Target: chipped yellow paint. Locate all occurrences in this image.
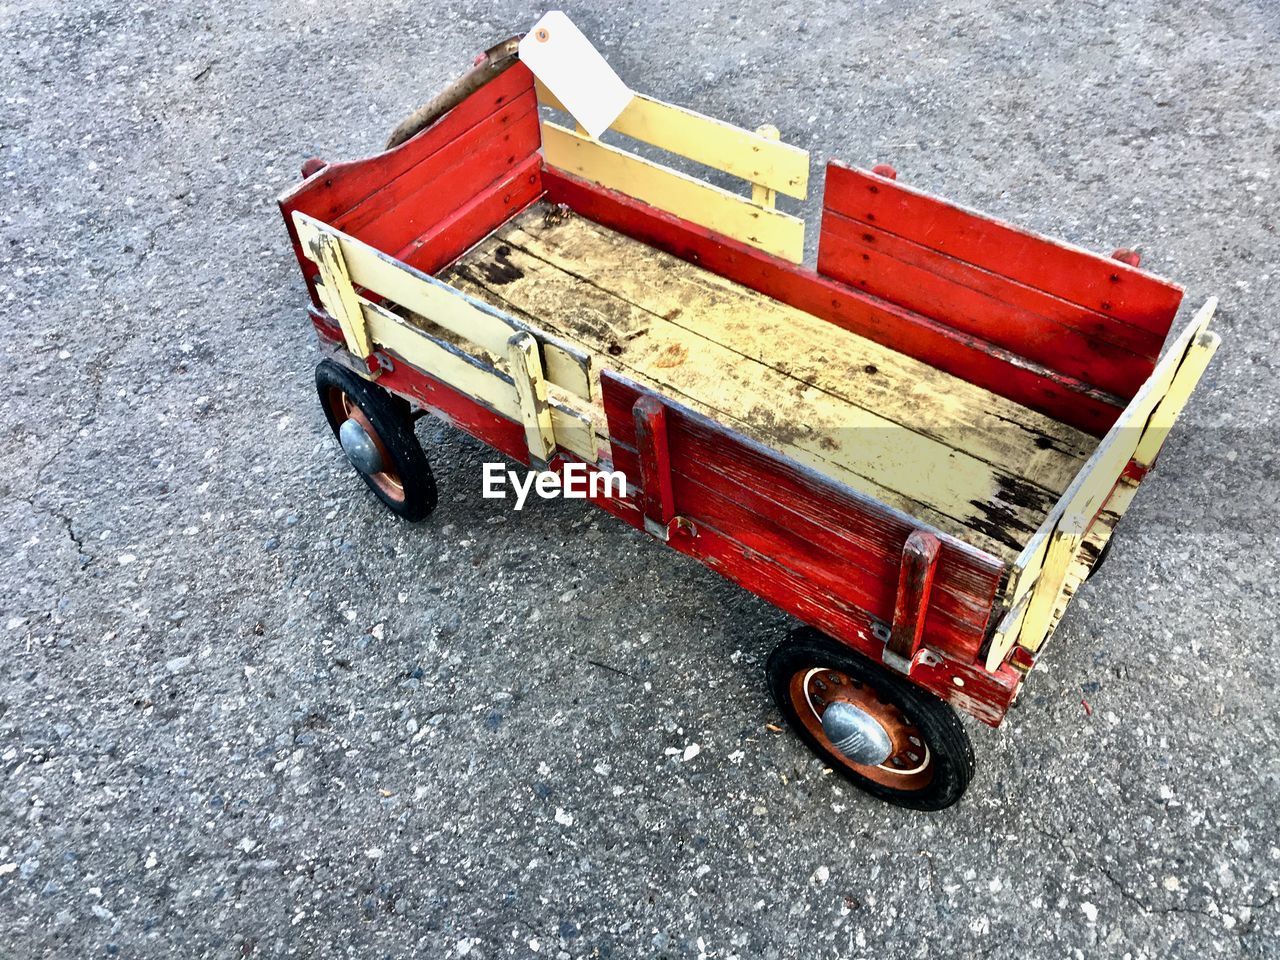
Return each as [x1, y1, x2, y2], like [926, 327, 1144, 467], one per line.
[1004, 298, 1219, 605]
[1133, 330, 1221, 468]
[1018, 512, 1088, 649]
[311, 232, 371, 359]
[535, 81, 809, 199]
[507, 331, 557, 464]
[751, 124, 781, 208]
[539, 121, 805, 263]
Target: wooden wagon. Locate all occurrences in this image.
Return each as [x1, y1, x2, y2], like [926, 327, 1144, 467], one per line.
[278, 32, 1219, 809]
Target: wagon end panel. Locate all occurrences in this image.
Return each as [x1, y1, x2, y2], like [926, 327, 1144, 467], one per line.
[599, 371, 1021, 725]
[278, 62, 545, 309]
[818, 162, 1186, 429]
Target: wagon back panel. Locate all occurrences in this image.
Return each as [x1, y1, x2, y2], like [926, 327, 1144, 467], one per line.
[818, 162, 1186, 416]
[279, 63, 543, 307]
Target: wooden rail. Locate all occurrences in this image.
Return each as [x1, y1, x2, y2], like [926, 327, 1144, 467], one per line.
[535, 81, 808, 262]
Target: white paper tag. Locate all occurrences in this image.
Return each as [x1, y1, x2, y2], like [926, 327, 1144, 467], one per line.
[518, 11, 633, 140]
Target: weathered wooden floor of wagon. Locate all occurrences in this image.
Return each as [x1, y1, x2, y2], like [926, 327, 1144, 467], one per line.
[441, 203, 1096, 561]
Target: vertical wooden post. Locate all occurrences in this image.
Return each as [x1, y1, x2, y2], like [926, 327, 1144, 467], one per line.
[1018, 513, 1088, 651]
[506, 331, 556, 466]
[1132, 330, 1221, 469]
[752, 124, 780, 208]
[311, 233, 373, 361]
[632, 396, 676, 539]
[883, 531, 940, 672]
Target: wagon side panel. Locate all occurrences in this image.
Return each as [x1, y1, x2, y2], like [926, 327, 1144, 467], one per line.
[600, 371, 1019, 723]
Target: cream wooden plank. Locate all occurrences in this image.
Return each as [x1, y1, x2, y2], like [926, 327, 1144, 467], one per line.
[536, 81, 809, 199]
[540, 122, 805, 263]
[342, 295, 597, 463]
[983, 483, 1134, 672]
[1004, 298, 1218, 604]
[507, 331, 557, 464]
[502, 209, 1094, 494]
[311, 233, 371, 358]
[751, 124, 781, 208]
[1133, 330, 1221, 468]
[985, 589, 1031, 673]
[295, 212, 593, 401]
[1018, 512, 1087, 649]
[448, 236, 1059, 560]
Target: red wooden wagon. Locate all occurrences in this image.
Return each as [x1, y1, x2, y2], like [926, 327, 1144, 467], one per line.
[278, 30, 1219, 809]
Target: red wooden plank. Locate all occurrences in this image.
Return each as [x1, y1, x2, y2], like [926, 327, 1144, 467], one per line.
[336, 94, 539, 238]
[544, 167, 1125, 436]
[280, 64, 537, 228]
[339, 105, 541, 257]
[397, 155, 544, 275]
[887, 531, 940, 664]
[605, 421, 997, 629]
[821, 211, 1165, 360]
[610, 441, 991, 657]
[601, 372, 1003, 594]
[632, 397, 676, 533]
[822, 162, 1184, 337]
[819, 210, 1159, 397]
[601, 372, 1004, 661]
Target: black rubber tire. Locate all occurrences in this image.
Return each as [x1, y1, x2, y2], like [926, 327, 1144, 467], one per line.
[1086, 536, 1114, 581]
[314, 360, 438, 521]
[766, 627, 975, 811]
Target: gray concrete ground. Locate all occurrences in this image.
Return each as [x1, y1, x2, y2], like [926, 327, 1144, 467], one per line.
[2, 1, 1278, 957]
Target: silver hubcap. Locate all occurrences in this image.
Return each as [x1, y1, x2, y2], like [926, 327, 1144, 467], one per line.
[339, 418, 384, 475]
[820, 700, 893, 766]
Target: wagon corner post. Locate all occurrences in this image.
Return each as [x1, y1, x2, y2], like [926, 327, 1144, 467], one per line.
[883, 530, 941, 673]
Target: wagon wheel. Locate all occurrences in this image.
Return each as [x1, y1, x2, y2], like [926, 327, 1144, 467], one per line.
[767, 628, 975, 810]
[314, 360, 438, 521]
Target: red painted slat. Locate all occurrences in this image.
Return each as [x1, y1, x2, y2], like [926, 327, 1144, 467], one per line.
[281, 64, 537, 227]
[633, 397, 676, 530]
[341, 106, 541, 257]
[822, 162, 1184, 337]
[279, 65, 539, 308]
[888, 532, 940, 662]
[544, 167, 1125, 436]
[819, 210, 1160, 397]
[397, 156, 543, 275]
[821, 211, 1165, 359]
[336, 95, 539, 238]
[610, 441, 991, 657]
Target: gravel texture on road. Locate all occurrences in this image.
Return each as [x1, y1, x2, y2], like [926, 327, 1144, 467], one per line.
[2, 1, 1278, 957]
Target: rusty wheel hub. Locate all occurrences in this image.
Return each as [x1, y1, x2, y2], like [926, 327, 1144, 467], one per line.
[790, 667, 935, 789]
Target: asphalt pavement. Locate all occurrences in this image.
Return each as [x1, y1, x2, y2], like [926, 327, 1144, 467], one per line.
[2, 1, 1277, 957]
